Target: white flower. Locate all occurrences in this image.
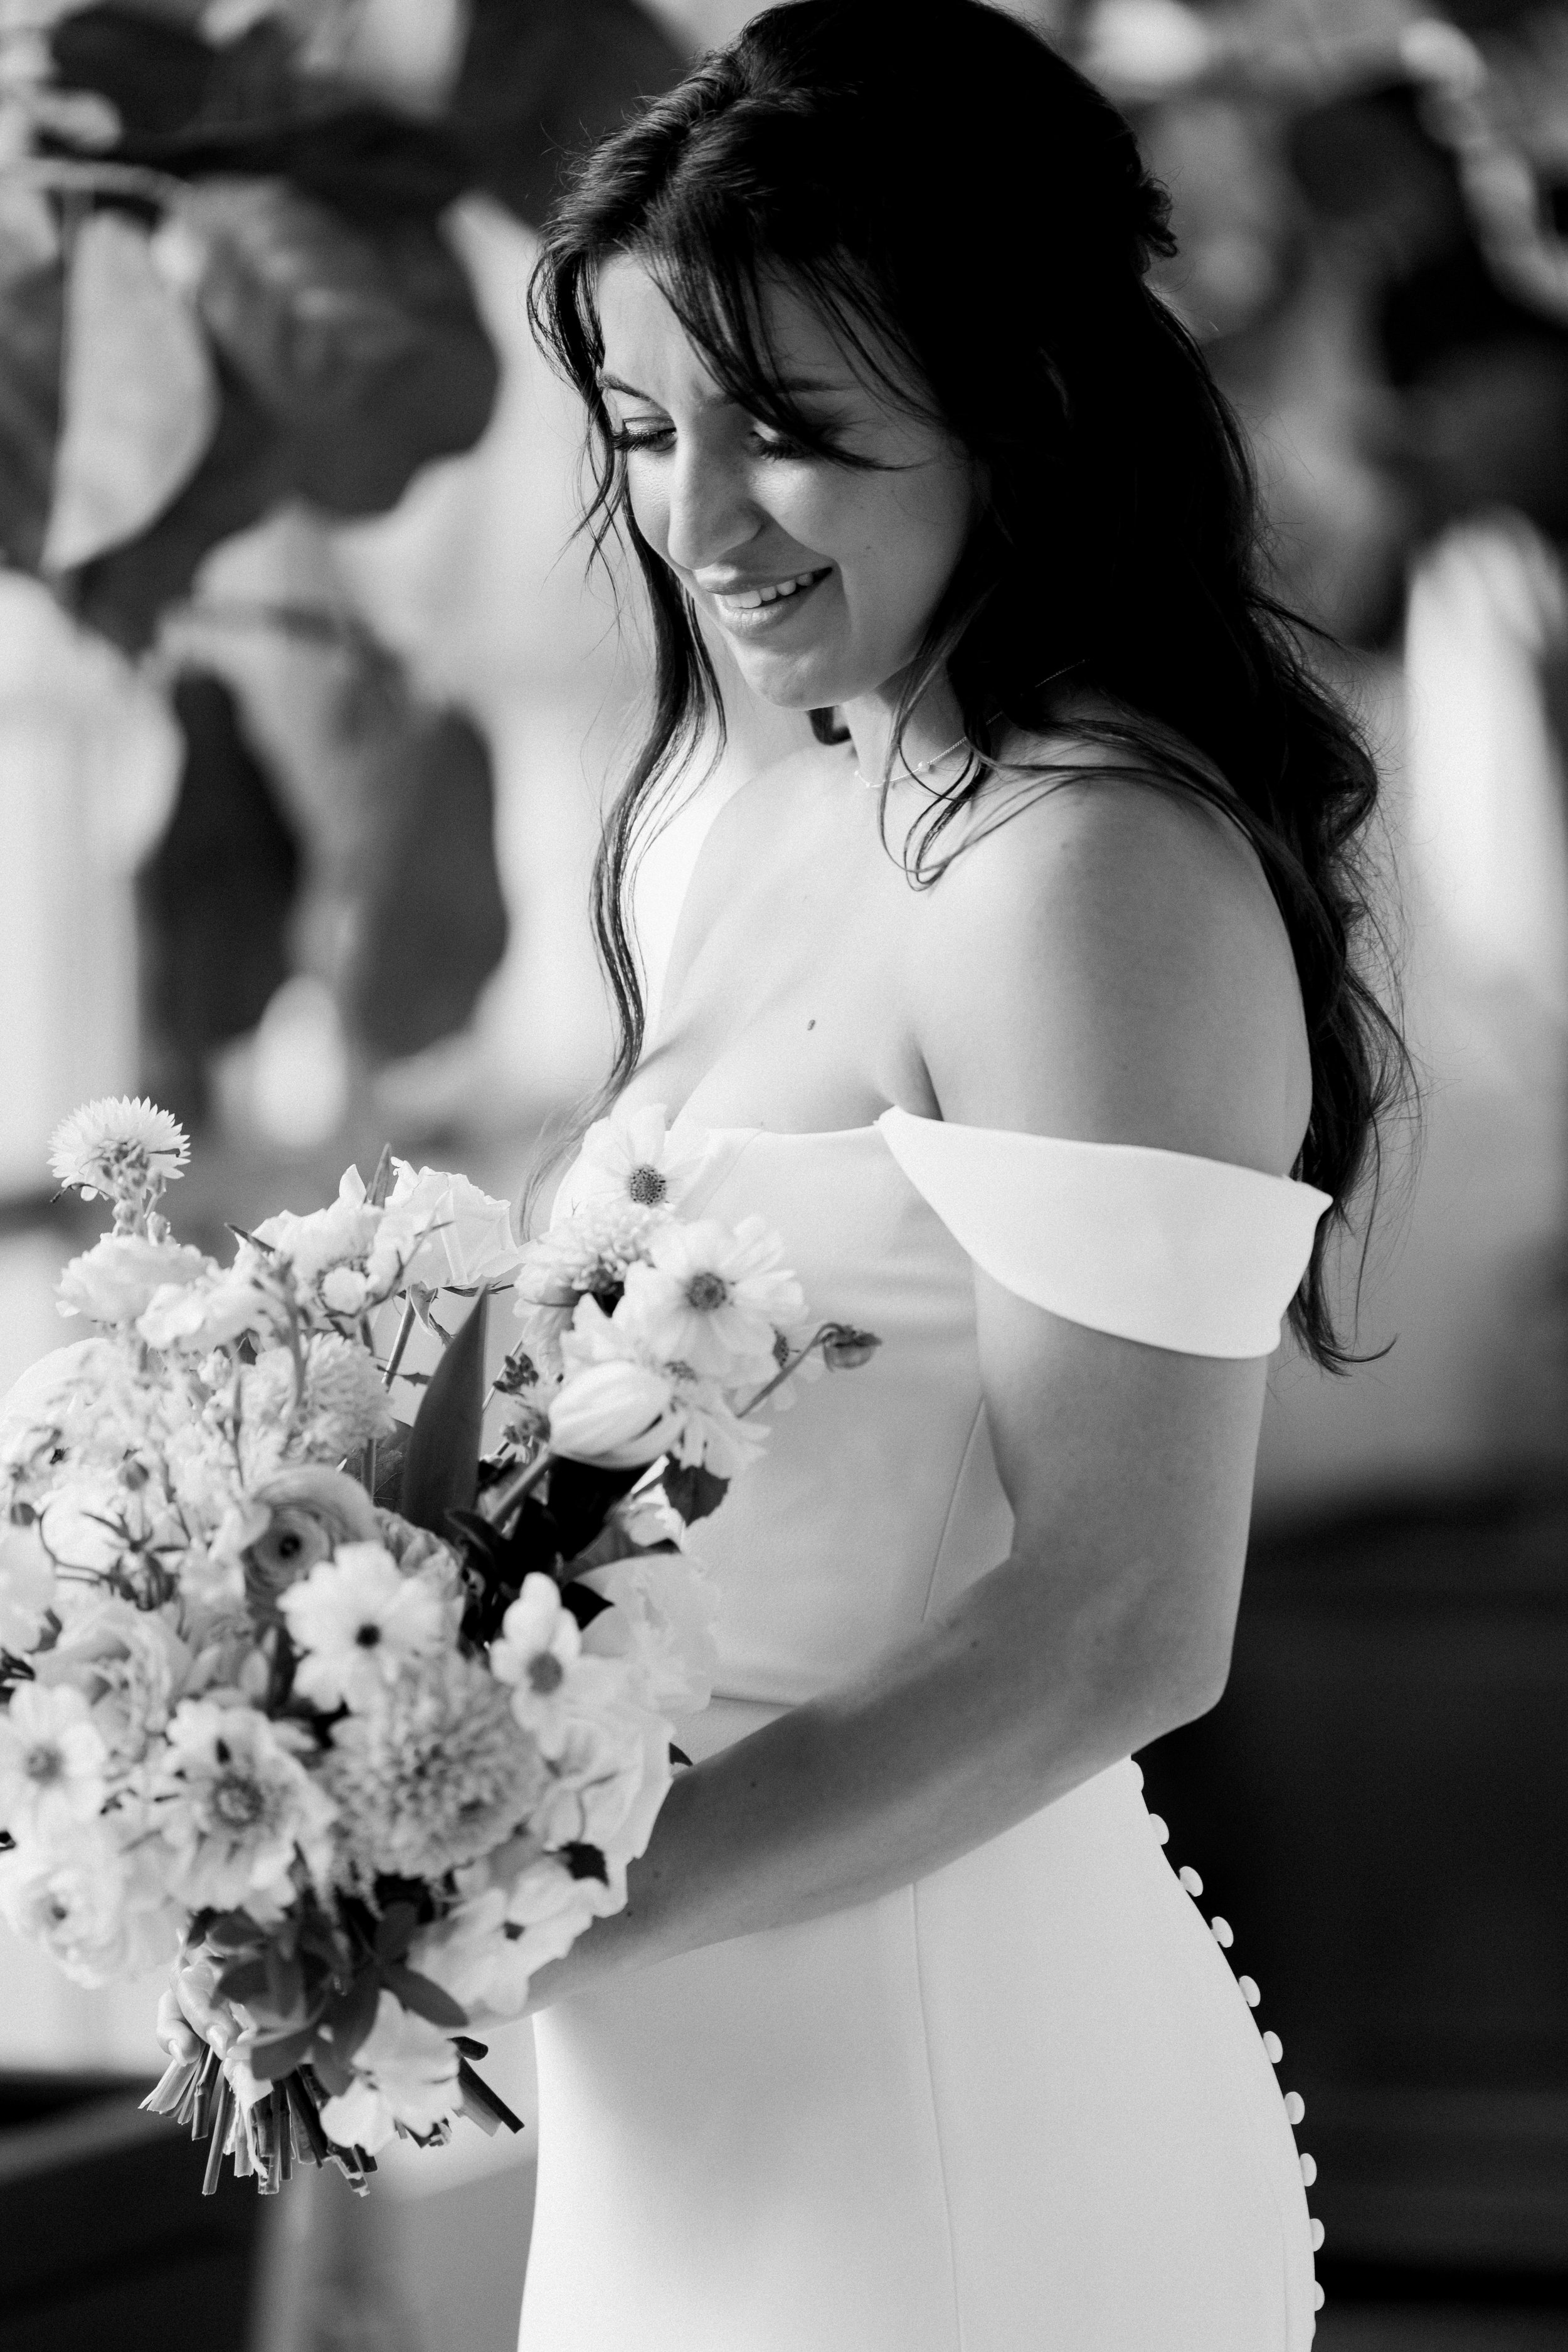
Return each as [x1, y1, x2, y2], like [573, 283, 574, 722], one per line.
[139, 1254, 278, 1352]
[0, 1520, 56, 1653]
[409, 1884, 544, 2021]
[252, 1175, 383, 1296]
[489, 1574, 615, 1753]
[240, 1466, 381, 1606]
[533, 1698, 669, 1856]
[156, 1698, 336, 1917]
[549, 1356, 683, 1468]
[322, 1654, 545, 1885]
[280, 1543, 447, 1712]
[0, 1682, 108, 1841]
[48, 1097, 189, 1203]
[580, 1552, 721, 1718]
[619, 1215, 804, 1379]
[29, 1597, 191, 1767]
[380, 1163, 523, 1292]
[574, 1103, 709, 1214]
[317, 1992, 460, 2155]
[297, 1335, 396, 1463]
[0, 1822, 178, 1987]
[57, 1235, 211, 1325]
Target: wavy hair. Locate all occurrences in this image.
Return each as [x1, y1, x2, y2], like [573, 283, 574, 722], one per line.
[527, 0, 1412, 1370]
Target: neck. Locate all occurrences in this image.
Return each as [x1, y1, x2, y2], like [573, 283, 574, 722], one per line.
[841, 669, 968, 790]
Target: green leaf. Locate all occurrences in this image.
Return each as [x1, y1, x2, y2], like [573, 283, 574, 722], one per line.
[43, 210, 218, 573]
[400, 1290, 487, 1537]
[661, 1459, 729, 1526]
[450, 0, 684, 226]
[68, 372, 292, 654]
[215, 1954, 270, 2005]
[372, 1902, 419, 1964]
[248, 2025, 318, 2082]
[381, 1961, 468, 2032]
[172, 178, 497, 514]
[321, 1961, 379, 2063]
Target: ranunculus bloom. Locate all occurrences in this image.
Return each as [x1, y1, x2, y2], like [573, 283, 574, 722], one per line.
[0, 1682, 108, 1841]
[242, 1466, 381, 1606]
[0, 1822, 177, 1986]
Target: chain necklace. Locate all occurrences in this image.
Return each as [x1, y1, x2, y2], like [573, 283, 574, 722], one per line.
[852, 729, 972, 792]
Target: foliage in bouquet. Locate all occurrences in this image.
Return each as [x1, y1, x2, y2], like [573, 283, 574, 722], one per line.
[0, 1095, 877, 2196]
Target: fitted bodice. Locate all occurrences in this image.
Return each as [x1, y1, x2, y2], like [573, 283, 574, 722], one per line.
[550, 1110, 1330, 1727]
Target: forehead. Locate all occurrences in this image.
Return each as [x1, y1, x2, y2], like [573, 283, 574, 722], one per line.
[595, 252, 878, 408]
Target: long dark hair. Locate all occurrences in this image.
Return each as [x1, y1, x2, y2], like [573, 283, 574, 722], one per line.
[528, 0, 1412, 1370]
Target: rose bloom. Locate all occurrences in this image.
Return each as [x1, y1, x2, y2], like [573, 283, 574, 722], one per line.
[379, 1163, 523, 1292]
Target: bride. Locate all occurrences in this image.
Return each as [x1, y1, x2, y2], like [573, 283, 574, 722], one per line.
[512, 4, 1404, 2345]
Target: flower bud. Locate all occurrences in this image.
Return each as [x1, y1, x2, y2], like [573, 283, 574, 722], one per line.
[820, 1324, 882, 1372]
[548, 1360, 679, 1467]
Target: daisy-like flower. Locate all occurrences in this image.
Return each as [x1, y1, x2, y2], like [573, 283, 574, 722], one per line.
[278, 1543, 447, 1713]
[619, 1215, 805, 1380]
[156, 1698, 336, 1918]
[317, 1991, 461, 2156]
[48, 1097, 189, 1206]
[574, 1102, 709, 1214]
[0, 1683, 109, 1842]
[491, 1571, 588, 1759]
[322, 1652, 546, 1885]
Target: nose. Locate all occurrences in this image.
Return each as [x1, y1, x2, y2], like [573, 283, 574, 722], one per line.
[662, 442, 761, 575]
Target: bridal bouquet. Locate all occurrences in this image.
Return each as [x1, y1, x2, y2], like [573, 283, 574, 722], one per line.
[0, 1096, 876, 2196]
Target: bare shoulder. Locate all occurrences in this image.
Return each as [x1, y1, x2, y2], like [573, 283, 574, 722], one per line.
[908, 756, 1313, 1177]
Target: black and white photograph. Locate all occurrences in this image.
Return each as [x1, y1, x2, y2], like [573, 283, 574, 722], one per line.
[0, 1, 1563, 2348]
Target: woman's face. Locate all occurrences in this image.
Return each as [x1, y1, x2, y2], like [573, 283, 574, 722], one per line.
[595, 255, 978, 711]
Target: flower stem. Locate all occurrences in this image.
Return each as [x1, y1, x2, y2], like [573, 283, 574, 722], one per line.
[478, 1450, 553, 1529]
[381, 1300, 418, 1391]
[738, 1325, 834, 1417]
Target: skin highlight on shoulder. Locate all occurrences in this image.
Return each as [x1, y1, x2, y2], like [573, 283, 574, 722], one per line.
[907, 767, 1314, 1179]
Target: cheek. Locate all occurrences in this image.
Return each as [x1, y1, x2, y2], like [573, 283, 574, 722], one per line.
[623, 461, 670, 557]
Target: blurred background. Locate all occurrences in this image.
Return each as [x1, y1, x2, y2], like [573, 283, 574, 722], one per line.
[0, 0, 1564, 2346]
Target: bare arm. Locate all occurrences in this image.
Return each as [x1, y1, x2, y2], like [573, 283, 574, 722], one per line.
[524, 780, 1313, 2008]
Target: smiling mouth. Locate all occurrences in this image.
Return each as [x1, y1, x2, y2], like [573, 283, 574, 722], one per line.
[707, 566, 833, 620]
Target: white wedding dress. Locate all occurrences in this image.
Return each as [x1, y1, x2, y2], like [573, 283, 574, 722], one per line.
[517, 1104, 1330, 2351]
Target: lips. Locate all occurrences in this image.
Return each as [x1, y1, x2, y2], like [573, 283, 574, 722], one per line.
[704, 566, 834, 633]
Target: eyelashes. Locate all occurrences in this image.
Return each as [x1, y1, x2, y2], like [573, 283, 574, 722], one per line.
[606, 424, 833, 463]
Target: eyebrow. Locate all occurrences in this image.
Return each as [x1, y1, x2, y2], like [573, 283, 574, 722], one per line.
[595, 371, 858, 403]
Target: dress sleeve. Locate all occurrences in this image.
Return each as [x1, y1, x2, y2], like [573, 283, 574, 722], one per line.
[877, 1106, 1332, 1360]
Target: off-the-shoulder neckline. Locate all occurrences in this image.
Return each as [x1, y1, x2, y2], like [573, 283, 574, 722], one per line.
[664, 1103, 1327, 1200]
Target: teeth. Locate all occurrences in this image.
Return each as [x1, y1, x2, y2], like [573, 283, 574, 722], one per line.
[719, 570, 824, 611]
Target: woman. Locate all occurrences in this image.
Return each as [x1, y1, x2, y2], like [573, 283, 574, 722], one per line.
[514, 5, 1405, 2346]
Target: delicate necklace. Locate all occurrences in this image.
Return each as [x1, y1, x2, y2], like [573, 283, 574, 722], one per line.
[853, 729, 971, 792]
